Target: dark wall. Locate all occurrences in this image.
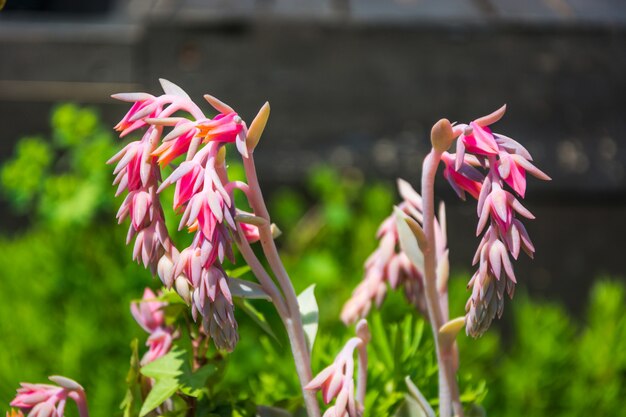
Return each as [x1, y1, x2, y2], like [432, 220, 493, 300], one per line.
[0, 6, 625, 310]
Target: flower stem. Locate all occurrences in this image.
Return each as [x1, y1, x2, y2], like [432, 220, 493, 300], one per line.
[421, 150, 464, 417]
[242, 154, 321, 417]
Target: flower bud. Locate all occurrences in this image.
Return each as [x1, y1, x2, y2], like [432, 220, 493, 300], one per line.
[430, 118, 457, 153]
[175, 275, 192, 305]
[157, 254, 176, 288]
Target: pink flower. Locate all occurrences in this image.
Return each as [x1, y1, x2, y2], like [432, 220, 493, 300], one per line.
[456, 123, 499, 156]
[131, 288, 177, 364]
[152, 121, 198, 166]
[196, 112, 246, 155]
[306, 323, 370, 417]
[159, 160, 205, 209]
[11, 377, 89, 417]
[342, 180, 447, 324]
[113, 93, 159, 137]
[447, 106, 550, 337]
[190, 266, 238, 352]
[441, 152, 483, 200]
[130, 288, 165, 333]
[143, 329, 174, 365]
[240, 222, 260, 243]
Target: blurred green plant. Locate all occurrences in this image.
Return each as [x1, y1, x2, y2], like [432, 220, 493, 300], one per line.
[1, 104, 625, 417]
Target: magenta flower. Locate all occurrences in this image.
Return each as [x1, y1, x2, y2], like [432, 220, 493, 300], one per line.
[441, 152, 483, 200]
[113, 93, 159, 137]
[11, 377, 89, 417]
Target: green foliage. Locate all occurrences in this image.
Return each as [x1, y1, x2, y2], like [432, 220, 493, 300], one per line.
[0, 105, 150, 417]
[1, 103, 116, 226]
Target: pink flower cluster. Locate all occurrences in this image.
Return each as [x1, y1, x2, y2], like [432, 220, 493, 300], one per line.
[306, 321, 370, 417]
[10, 376, 88, 417]
[131, 288, 177, 364]
[111, 80, 258, 351]
[341, 180, 446, 324]
[443, 106, 550, 337]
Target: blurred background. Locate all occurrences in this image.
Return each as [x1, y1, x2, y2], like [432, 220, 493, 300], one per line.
[0, 1, 625, 416]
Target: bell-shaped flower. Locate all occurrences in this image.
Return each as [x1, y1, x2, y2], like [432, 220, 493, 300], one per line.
[130, 288, 166, 334]
[112, 93, 159, 137]
[441, 152, 483, 200]
[190, 266, 238, 352]
[152, 121, 198, 166]
[142, 329, 174, 365]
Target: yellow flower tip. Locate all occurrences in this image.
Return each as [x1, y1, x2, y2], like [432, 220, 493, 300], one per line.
[439, 316, 466, 348]
[431, 118, 457, 153]
[246, 101, 271, 152]
[216, 146, 227, 164]
[475, 104, 507, 127]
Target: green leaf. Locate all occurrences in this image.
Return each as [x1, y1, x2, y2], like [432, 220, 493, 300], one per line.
[227, 265, 252, 278]
[228, 277, 271, 300]
[140, 348, 186, 379]
[178, 364, 216, 397]
[297, 284, 319, 352]
[256, 405, 293, 417]
[120, 339, 141, 417]
[139, 377, 179, 417]
[235, 299, 280, 343]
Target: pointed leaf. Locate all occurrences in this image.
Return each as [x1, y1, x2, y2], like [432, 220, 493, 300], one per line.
[297, 284, 319, 352]
[139, 378, 179, 417]
[235, 299, 280, 343]
[178, 364, 217, 397]
[228, 277, 271, 300]
[140, 348, 185, 379]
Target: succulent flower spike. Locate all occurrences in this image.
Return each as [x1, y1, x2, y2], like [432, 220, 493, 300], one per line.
[441, 106, 550, 337]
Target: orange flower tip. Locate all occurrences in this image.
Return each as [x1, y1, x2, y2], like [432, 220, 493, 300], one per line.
[431, 118, 456, 152]
[475, 104, 507, 127]
[246, 102, 271, 152]
[204, 94, 235, 114]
